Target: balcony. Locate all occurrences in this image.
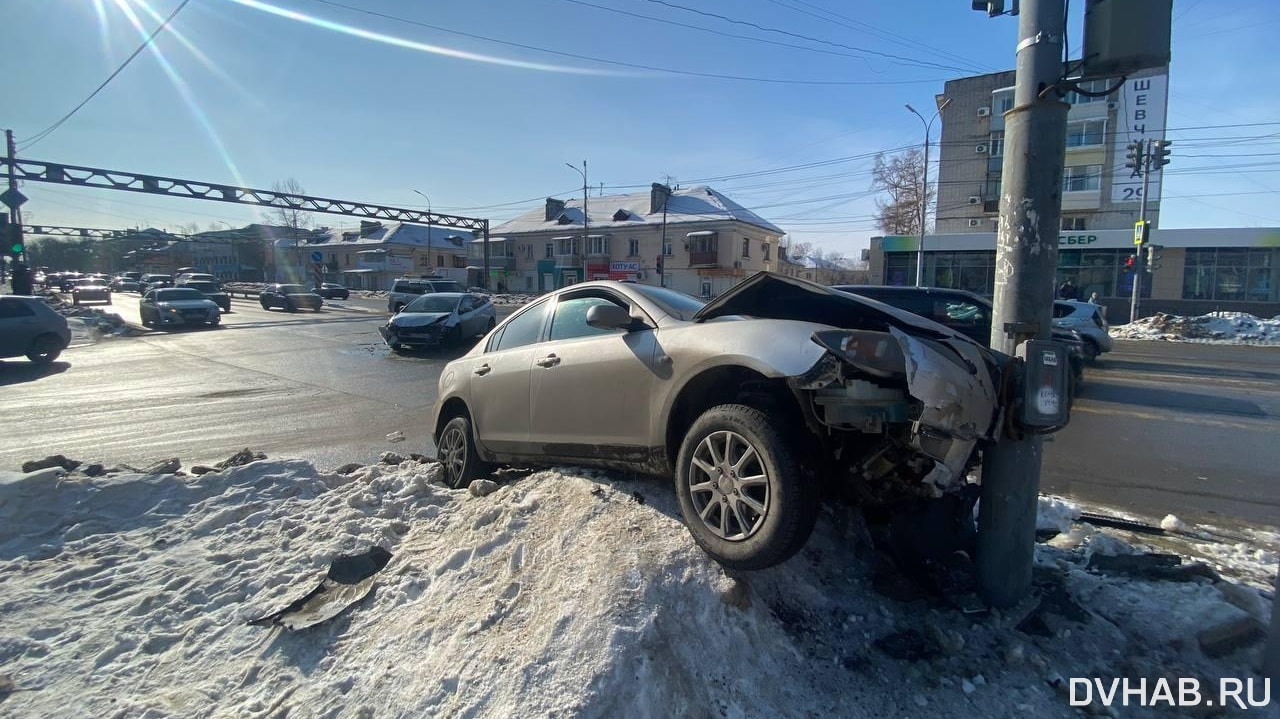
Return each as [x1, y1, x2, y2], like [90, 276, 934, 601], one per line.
[689, 250, 718, 267]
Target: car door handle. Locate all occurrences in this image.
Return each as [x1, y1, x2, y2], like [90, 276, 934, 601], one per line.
[473, 363, 491, 376]
[656, 354, 673, 366]
[535, 354, 560, 368]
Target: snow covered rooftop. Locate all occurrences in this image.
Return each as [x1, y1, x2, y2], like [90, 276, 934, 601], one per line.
[275, 222, 473, 249]
[792, 255, 845, 270]
[492, 185, 786, 236]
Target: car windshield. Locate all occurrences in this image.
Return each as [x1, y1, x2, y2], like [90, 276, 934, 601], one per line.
[184, 282, 219, 292]
[76, 279, 107, 287]
[628, 284, 707, 320]
[404, 295, 460, 313]
[279, 285, 306, 294]
[155, 289, 205, 302]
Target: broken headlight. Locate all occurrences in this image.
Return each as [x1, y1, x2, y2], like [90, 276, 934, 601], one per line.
[811, 330, 907, 379]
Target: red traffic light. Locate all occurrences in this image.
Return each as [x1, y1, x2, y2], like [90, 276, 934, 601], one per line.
[1124, 255, 1136, 270]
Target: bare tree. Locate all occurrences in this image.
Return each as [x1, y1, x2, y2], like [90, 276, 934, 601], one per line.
[870, 149, 932, 236]
[262, 178, 313, 239]
[787, 240, 815, 261]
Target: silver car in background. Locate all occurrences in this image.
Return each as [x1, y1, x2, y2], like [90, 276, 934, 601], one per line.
[431, 273, 1002, 570]
[380, 292, 497, 351]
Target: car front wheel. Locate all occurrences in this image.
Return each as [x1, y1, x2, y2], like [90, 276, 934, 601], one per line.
[436, 414, 490, 489]
[674, 404, 819, 571]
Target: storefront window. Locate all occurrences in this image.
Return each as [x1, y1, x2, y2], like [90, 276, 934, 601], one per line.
[885, 252, 918, 287]
[1058, 248, 1147, 299]
[1184, 248, 1278, 302]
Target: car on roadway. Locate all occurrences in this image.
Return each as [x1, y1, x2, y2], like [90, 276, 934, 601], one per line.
[387, 277, 465, 313]
[139, 287, 222, 328]
[139, 274, 173, 293]
[1053, 300, 1113, 361]
[311, 282, 350, 300]
[431, 273, 1007, 570]
[70, 278, 113, 306]
[58, 273, 85, 292]
[111, 275, 140, 292]
[259, 284, 323, 312]
[830, 285, 1086, 389]
[0, 295, 71, 364]
[176, 272, 220, 286]
[179, 280, 232, 312]
[379, 292, 496, 351]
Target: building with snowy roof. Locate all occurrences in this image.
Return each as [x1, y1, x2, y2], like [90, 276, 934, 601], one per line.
[490, 184, 785, 296]
[268, 221, 473, 289]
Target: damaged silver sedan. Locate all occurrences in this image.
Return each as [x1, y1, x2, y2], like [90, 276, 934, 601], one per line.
[431, 273, 1006, 570]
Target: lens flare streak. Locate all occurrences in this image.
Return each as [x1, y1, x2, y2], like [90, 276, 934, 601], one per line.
[221, 0, 630, 76]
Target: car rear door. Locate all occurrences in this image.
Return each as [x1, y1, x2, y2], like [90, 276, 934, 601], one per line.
[527, 289, 659, 454]
[0, 299, 39, 355]
[469, 299, 551, 455]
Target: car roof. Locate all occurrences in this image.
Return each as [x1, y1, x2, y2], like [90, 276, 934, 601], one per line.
[410, 291, 466, 300]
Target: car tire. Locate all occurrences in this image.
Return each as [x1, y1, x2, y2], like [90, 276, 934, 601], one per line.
[1082, 338, 1100, 363]
[673, 404, 819, 571]
[26, 334, 64, 364]
[436, 414, 490, 489]
[105, 297, 112, 305]
[260, 301, 271, 311]
[285, 301, 297, 313]
[72, 297, 80, 306]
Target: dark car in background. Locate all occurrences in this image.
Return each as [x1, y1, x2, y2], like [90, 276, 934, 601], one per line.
[312, 283, 350, 300]
[179, 280, 232, 312]
[831, 285, 1086, 388]
[111, 275, 140, 292]
[139, 274, 173, 293]
[58, 273, 85, 292]
[379, 292, 496, 351]
[260, 284, 323, 312]
[139, 287, 221, 328]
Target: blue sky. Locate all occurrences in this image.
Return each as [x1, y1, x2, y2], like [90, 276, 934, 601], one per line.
[4, 0, 1278, 253]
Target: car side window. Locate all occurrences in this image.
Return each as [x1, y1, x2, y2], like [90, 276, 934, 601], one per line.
[493, 300, 550, 351]
[548, 295, 629, 342]
[458, 297, 476, 313]
[0, 300, 35, 318]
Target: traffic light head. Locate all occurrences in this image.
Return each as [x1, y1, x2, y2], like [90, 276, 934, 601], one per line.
[1124, 255, 1136, 270]
[1124, 140, 1145, 170]
[4, 223, 21, 255]
[1153, 139, 1172, 167]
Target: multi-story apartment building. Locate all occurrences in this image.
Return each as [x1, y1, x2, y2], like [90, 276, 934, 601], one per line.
[491, 184, 784, 297]
[935, 67, 1167, 234]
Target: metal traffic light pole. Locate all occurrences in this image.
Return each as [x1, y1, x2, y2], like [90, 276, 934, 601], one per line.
[1130, 142, 1152, 323]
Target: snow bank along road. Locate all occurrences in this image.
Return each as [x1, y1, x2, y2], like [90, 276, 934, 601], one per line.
[0, 457, 1273, 718]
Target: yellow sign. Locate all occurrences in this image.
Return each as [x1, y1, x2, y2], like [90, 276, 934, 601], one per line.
[1134, 220, 1148, 245]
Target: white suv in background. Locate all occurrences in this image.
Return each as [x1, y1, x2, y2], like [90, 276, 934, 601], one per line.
[1053, 300, 1113, 361]
[387, 277, 465, 313]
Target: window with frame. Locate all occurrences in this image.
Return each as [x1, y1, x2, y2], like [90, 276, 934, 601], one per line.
[742, 238, 750, 258]
[493, 300, 550, 351]
[628, 238, 640, 257]
[1183, 248, 1277, 302]
[689, 233, 718, 253]
[1063, 165, 1102, 192]
[548, 295, 629, 341]
[1064, 78, 1112, 105]
[587, 236, 609, 255]
[989, 131, 1004, 157]
[762, 242, 771, 260]
[545, 243, 554, 259]
[663, 240, 673, 256]
[557, 238, 580, 255]
[1066, 119, 1106, 148]
[1061, 216, 1087, 231]
[993, 89, 1014, 114]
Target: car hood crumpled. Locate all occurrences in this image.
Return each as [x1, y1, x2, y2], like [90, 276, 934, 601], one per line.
[390, 312, 452, 328]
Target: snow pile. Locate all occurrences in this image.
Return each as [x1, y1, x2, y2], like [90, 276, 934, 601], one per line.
[1036, 495, 1081, 533]
[1, 459, 1273, 718]
[488, 292, 537, 307]
[1111, 311, 1280, 344]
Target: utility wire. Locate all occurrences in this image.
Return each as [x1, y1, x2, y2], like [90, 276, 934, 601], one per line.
[554, 0, 966, 72]
[640, 0, 970, 73]
[299, 0, 945, 85]
[761, 0, 991, 74]
[20, 0, 196, 151]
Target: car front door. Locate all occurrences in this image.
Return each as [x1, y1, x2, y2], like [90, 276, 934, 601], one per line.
[468, 299, 552, 455]
[140, 291, 156, 322]
[527, 290, 659, 455]
[456, 296, 478, 336]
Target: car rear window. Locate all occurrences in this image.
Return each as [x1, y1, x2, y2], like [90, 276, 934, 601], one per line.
[155, 289, 205, 301]
[0, 298, 36, 318]
[429, 281, 463, 293]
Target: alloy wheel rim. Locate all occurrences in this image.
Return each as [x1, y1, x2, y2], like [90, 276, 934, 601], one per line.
[688, 430, 770, 541]
[440, 426, 466, 484]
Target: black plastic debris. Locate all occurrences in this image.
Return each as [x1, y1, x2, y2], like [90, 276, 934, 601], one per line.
[248, 546, 393, 630]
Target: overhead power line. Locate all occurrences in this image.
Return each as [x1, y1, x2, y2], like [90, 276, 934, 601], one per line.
[298, 0, 944, 85]
[20, 0, 196, 151]
[639, 0, 970, 73]
[555, 0, 968, 72]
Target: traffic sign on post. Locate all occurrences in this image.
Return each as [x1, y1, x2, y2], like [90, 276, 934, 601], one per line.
[1133, 220, 1149, 245]
[310, 250, 324, 263]
[0, 187, 27, 209]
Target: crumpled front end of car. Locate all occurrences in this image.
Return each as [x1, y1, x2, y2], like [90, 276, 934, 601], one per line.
[788, 327, 1000, 501]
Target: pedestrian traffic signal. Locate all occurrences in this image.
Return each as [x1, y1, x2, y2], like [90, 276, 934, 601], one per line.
[1124, 255, 1136, 271]
[1124, 140, 1145, 171]
[1152, 139, 1172, 167]
[1145, 244, 1163, 272]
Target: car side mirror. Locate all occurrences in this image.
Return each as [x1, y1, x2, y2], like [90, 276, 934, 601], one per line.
[586, 304, 635, 330]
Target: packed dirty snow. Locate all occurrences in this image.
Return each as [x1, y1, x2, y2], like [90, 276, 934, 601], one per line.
[0, 458, 1274, 718]
[1111, 311, 1280, 344]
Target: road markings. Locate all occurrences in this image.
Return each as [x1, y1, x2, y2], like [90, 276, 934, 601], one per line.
[1071, 403, 1273, 431]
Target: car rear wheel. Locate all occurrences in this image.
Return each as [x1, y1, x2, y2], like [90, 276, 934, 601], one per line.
[674, 404, 819, 571]
[437, 414, 489, 489]
[26, 334, 64, 364]
[1082, 338, 1100, 362]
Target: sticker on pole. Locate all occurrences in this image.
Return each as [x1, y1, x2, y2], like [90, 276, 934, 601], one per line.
[1036, 386, 1060, 416]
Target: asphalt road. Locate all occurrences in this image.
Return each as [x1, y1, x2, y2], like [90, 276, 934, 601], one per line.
[1043, 340, 1280, 528]
[2, 296, 1277, 529]
[0, 292, 513, 470]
